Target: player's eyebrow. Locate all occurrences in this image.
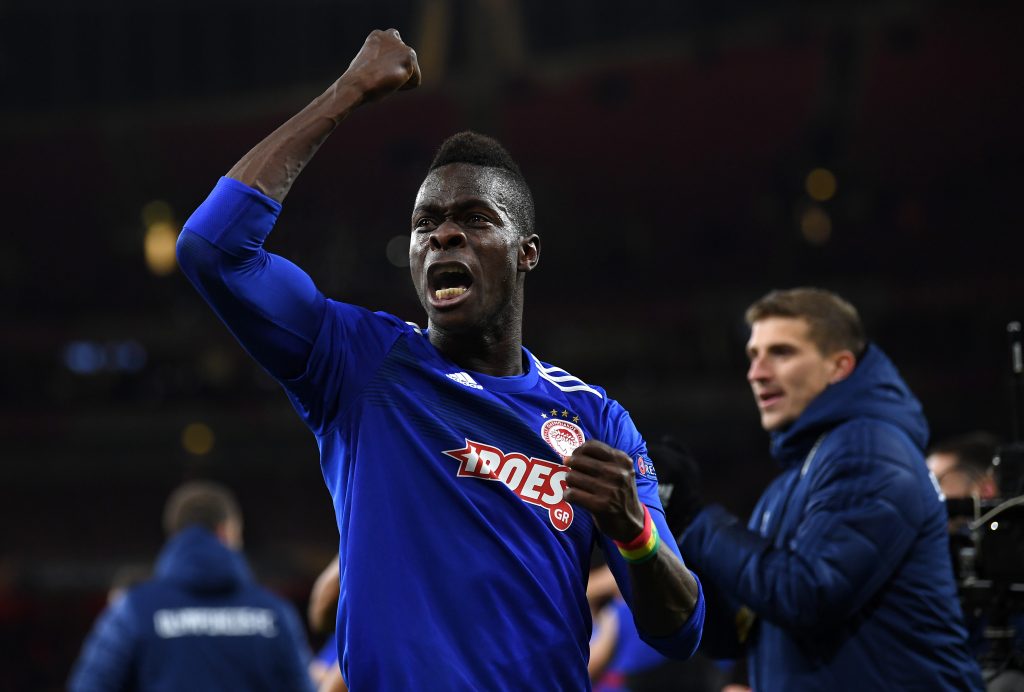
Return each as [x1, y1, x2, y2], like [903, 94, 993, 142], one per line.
[414, 197, 506, 221]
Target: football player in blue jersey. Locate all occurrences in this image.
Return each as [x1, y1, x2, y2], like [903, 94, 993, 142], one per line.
[177, 28, 704, 690]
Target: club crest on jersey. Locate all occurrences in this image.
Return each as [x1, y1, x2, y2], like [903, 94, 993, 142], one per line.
[442, 439, 574, 531]
[637, 455, 657, 478]
[540, 419, 586, 458]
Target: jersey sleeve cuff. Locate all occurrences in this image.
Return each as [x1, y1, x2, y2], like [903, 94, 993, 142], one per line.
[182, 177, 283, 255]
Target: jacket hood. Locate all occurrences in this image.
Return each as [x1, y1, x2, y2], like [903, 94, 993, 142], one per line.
[154, 525, 252, 593]
[769, 343, 929, 467]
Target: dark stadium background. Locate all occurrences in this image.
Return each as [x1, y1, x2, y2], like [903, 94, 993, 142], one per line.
[2, 1, 1021, 688]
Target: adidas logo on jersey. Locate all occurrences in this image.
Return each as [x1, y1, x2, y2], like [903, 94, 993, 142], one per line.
[443, 439, 574, 531]
[446, 371, 483, 389]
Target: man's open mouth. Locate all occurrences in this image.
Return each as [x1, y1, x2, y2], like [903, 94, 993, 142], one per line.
[429, 264, 474, 302]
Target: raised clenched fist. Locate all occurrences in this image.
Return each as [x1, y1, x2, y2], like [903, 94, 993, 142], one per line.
[342, 28, 421, 104]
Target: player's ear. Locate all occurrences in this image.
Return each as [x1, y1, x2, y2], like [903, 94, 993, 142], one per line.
[518, 233, 540, 272]
[828, 350, 856, 384]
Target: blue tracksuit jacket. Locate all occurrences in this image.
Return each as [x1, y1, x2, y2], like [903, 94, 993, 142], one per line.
[680, 344, 983, 691]
[69, 526, 314, 692]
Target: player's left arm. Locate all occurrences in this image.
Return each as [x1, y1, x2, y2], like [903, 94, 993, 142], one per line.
[565, 439, 703, 652]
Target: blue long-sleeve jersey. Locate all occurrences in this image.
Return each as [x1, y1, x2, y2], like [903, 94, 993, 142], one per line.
[176, 177, 704, 690]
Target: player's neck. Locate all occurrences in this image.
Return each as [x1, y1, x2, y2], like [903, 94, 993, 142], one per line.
[429, 324, 525, 377]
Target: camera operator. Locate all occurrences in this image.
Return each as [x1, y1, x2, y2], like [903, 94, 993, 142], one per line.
[932, 432, 1024, 691]
[928, 432, 1000, 504]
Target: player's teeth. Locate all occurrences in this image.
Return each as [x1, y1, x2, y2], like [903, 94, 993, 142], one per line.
[435, 287, 467, 299]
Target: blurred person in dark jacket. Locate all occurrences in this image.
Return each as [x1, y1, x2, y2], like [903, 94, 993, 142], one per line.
[69, 481, 314, 692]
[671, 287, 982, 691]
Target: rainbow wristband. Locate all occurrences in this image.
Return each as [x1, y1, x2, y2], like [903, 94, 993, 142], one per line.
[614, 506, 661, 564]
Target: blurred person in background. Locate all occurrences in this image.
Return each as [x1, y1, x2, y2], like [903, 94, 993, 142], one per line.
[307, 555, 346, 692]
[176, 27, 703, 689]
[587, 437, 727, 692]
[104, 565, 150, 607]
[667, 287, 982, 691]
[928, 432, 1024, 690]
[927, 431, 1000, 502]
[587, 561, 670, 691]
[68, 481, 314, 692]
[928, 431, 999, 541]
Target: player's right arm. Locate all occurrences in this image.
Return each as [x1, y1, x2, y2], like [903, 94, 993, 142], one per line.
[227, 29, 420, 203]
[176, 30, 420, 380]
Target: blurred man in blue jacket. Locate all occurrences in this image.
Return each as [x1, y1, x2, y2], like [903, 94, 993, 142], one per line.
[69, 481, 314, 692]
[675, 288, 982, 691]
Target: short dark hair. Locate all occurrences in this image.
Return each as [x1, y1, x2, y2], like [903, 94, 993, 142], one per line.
[745, 287, 866, 356]
[162, 481, 241, 537]
[427, 131, 536, 236]
[929, 431, 999, 476]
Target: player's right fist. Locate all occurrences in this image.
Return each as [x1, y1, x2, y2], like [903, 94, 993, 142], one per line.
[342, 29, 421, 104]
